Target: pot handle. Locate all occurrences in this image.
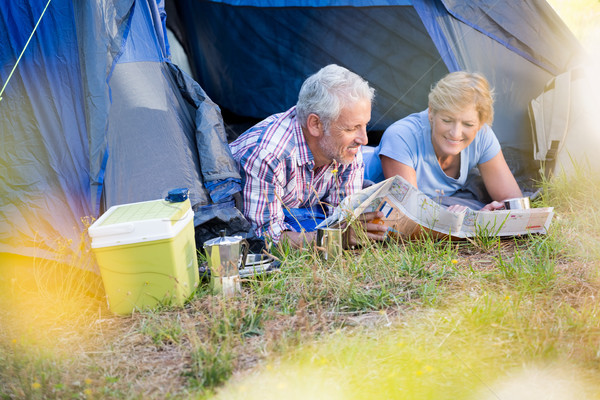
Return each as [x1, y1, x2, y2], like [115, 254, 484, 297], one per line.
[240, 239, 250, 269]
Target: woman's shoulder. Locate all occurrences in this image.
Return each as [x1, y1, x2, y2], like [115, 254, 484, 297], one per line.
[474, 123, 500, 147]
[382, 110, 429, 143]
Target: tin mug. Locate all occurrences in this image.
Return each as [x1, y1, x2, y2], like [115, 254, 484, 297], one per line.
[316, 227, 343, 260]
[503, 197, 530, 210]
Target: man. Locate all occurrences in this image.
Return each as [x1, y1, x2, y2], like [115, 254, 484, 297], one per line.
[230, 64, 386, 247]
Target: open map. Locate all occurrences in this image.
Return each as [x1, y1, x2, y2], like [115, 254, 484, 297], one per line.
[319, 176, 554, 239]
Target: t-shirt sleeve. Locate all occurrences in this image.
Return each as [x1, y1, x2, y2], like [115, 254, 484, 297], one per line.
[477, 125, 502, 164]
[377, 119, 419, 169]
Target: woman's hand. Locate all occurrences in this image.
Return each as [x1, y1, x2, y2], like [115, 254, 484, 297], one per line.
[481, 200, 505, 211]
[447, 204, 468, 213]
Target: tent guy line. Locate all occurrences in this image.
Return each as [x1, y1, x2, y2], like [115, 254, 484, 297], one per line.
[371, 0, 503, 128]
[0, 0, 52, 103]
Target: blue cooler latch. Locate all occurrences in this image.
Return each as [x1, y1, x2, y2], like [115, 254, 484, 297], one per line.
[165, 188, 189, 203]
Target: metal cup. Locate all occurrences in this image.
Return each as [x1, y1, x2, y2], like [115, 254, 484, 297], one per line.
[316, 227, 343, 260]
[503, 197, 530, 210]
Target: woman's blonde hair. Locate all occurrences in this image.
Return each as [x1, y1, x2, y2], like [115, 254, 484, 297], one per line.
[428, 71, 494, 125]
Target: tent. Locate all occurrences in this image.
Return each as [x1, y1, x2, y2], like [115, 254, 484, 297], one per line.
[0, 0, 253, 269]
[0, 0, 586, 267]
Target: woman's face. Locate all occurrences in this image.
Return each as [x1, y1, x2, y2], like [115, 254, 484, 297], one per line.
[429, 105, 481, 159]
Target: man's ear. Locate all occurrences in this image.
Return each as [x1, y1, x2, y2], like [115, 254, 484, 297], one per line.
[306, 113, 323, 138]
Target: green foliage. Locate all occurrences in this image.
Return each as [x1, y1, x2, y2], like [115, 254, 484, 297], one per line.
[140, 314, 184, 347]
[494, 235, 557, 293]
[467, 217, 506, 251]
[188, 343, 234, 391]
[536, 162, 600, 261]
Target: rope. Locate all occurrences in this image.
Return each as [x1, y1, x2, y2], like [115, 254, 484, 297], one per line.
[0, 0, 53, 103]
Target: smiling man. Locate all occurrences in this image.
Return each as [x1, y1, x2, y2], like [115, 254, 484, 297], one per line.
[229, 64, 387, 247]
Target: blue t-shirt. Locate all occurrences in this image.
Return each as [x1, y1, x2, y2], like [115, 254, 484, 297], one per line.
[365, 110, 501, 198]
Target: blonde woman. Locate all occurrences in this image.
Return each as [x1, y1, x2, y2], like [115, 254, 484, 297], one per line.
[366, 71, 522, 211]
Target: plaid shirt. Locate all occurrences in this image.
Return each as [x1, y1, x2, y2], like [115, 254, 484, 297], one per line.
[229, 106, 364, 241]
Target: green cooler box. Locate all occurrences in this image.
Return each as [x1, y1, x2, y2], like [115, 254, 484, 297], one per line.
[88, 199, 199, 315]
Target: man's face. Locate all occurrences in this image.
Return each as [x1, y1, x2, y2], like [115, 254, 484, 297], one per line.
[319, 99, 371, 165]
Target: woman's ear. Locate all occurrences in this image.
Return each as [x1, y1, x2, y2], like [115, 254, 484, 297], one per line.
[306, 113, 323, 138]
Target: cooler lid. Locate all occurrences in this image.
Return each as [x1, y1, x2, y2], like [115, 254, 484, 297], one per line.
[88, 199, 193, 248]
[97, 199, 188, 227]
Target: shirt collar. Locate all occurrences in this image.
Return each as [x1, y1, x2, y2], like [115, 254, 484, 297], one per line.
[291, 107, 315, 168]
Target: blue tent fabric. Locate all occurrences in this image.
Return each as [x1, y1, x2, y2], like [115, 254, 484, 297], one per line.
[72, 1, 134, 215]
[1, 0, 245, 269]
[412, 0, 461, 72]
[178, 1, 448, 132]
[1, 0, 91, 261]
[440, 0, 579, 75]
[204, 0, 413, 5]
[173, 0, 584, 159]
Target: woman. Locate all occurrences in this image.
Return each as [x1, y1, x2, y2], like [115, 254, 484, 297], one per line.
[366, 71, 522, 211]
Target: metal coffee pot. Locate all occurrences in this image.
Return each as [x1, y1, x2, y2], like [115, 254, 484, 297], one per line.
[203, 230, 249, 297]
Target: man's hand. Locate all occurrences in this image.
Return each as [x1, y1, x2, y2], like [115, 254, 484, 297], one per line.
[342, 211, 388, 247]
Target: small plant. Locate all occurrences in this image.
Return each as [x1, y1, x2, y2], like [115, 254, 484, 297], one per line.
[188, 342, 234, 390]
[494, 235, 557, 293]
[467, 216, 507, 251]
[140, 314, 184, 346]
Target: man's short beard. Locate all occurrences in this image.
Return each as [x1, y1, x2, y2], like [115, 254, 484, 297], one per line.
[320, 127, 354, 166]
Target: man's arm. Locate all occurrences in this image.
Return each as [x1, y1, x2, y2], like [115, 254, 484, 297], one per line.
[238, 151, 291, 241]
[280, 230, 317, 249]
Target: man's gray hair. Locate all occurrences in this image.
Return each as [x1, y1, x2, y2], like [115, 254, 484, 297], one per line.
[296, 64, 375, 131]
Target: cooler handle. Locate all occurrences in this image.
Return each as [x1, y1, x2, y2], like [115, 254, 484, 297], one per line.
[89, 223, 135, 238]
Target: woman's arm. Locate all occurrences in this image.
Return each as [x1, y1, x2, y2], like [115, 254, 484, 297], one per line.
[380, 155, 418, 188]
[478, 150, 522, 210]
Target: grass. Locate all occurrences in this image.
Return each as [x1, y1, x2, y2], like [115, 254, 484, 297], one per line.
[2, 164, 600, 399]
